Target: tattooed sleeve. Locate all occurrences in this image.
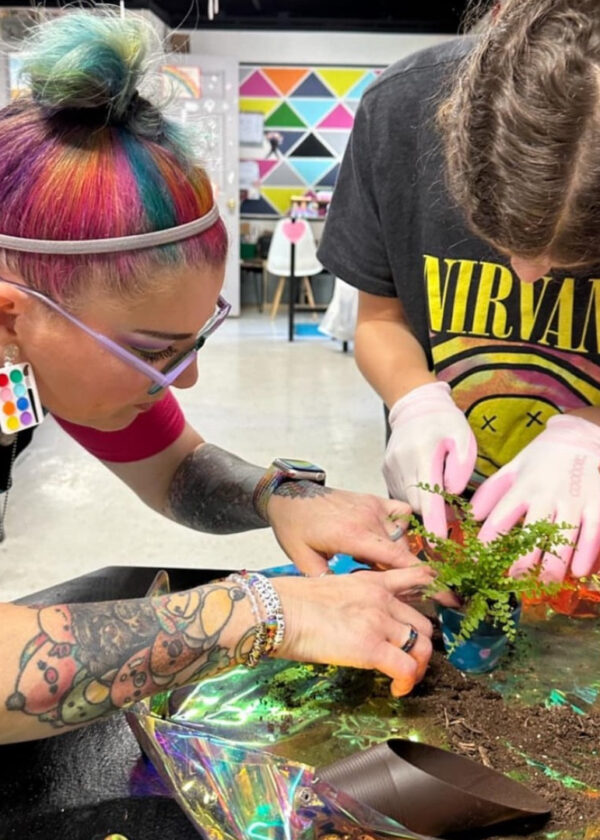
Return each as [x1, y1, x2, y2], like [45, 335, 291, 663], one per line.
[167, 443, 332, 534]
[5, 584, 253, 730]
[167, 443, 268, 533]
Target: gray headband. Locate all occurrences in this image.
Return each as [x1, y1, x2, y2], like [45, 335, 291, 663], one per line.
[0, 203, 220, 255]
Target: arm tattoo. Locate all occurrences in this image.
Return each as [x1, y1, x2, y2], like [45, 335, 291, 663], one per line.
[168, 444, 333, 533]
[167, 443, 268, 533]
[5, 584, 253, 730]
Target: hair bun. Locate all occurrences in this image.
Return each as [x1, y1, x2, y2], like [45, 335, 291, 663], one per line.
[21, 9, 160, 123]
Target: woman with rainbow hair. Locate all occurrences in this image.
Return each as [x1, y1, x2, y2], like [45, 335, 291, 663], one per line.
[0, 9, 444, 744]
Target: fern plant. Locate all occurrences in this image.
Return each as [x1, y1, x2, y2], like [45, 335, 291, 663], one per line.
[406, 484, 576, 651]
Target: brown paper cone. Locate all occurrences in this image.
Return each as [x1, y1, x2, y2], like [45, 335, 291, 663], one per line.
[317, 739, 550, 836]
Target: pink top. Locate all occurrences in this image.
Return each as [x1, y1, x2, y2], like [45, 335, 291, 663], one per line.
[53, 391, 186, 463]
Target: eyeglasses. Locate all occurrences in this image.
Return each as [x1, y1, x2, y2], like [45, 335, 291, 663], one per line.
[0, 278, 231, 396]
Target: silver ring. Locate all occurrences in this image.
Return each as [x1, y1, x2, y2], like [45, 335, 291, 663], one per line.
[389, 526, 405, 542]
[401, 625, 419, 654]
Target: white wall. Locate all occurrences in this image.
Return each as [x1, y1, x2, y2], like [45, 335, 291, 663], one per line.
[183, 28, 454, 67]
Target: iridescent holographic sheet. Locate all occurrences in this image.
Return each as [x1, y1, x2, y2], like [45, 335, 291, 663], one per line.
[127, 568, 600, 840]
[129, 659, 428, 840]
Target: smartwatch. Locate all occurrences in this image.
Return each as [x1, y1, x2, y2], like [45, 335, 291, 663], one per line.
[253, 458, 327, 522]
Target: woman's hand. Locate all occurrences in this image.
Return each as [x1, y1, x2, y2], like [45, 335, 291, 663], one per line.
[384, 382, 477, 538]
[471, 414, 600, 581]
[273, 566, 436, 697]
[266, 484, 415, 576]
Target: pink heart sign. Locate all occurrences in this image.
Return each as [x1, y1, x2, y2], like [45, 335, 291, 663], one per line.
[281, 219, 307, 244]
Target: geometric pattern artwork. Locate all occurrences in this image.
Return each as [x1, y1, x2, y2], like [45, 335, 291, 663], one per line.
[262, 160, 305, 187]
[318, 103, 355, 129]
[238, 66, 254, 85]
[276, 130, 307, 155]
[293, 73, 334, 98]
[319, 131, 350, 157]
[261, 187, 304, 216]
[239, 70, 279, 98]
[290, 134, 334, 158]
[263, 102, 306, 128]
[240, 64, 384, 218]
[291, 99, 335, 126]
[288, 158, 335, 185]
[316, 163, 341, 188]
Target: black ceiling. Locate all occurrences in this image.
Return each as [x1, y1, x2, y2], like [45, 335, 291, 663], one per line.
[0, 1, 474, 33]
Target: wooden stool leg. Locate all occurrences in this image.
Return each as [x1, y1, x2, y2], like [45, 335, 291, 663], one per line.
[270, 276, 286, 320]
[301, 277, 316, 307]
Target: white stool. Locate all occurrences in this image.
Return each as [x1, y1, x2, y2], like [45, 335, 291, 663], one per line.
[266, 218, 322, 320]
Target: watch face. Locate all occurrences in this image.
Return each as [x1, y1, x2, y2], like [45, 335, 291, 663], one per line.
[273, 458, 326, 483]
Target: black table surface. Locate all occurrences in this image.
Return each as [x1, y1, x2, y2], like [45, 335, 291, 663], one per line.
[0, 565, 228, 840]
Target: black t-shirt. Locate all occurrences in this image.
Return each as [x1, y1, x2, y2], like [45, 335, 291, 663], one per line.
[318, 38, 600, 485]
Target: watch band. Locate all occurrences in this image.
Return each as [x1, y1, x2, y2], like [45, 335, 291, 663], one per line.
[253, 458, 326, 523]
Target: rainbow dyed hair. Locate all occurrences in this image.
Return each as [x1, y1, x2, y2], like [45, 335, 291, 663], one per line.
[0, 8, 227, 303]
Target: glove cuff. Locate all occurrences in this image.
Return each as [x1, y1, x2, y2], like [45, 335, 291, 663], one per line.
[389, 381, 453, 426]
[545, 413, 600, 453]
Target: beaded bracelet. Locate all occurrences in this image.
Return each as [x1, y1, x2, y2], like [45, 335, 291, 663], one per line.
[243, 572, 286, 651]
[227, 571, 286, 667]
[227, 574, 266, 667]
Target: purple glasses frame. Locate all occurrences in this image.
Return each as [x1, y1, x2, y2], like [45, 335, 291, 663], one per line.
[0, 278, 231, 396]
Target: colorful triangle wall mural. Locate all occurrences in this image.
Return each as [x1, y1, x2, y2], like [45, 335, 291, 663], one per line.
[240, 63, 385, 218]
[347, 71, 378, 100]
[318, 103, 355, 130]
[240, 70, 280, 98]
[239, 97, 279, 117]
[293, 73, 335, 98]
[261, 187, 302, 216]
[290, 98, 336, 127]
[290, 133, 335, 158]
[288, 159, 336, 185]
[264, 102, 306, 129]
[316, 68, 366, 97]
[262, 67, 309, 96]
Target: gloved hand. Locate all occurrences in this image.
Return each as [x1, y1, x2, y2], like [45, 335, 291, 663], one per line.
[471, 414, 600, 581]
[383, 381, 477, 538]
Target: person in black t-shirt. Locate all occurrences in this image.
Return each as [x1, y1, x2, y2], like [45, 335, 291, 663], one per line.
[319, 0, 600, 584]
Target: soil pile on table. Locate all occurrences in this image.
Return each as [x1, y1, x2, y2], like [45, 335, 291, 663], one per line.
[403, 648, 600, 833]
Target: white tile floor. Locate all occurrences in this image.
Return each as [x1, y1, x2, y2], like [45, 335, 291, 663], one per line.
[0, 311, 387, 602]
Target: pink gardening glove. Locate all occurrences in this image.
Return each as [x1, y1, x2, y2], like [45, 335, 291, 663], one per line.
[383, 381, 477, 538]
[471, 414, 600, 582]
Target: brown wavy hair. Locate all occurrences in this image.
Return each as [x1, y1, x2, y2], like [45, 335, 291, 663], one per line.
[439, 0, 600, 265]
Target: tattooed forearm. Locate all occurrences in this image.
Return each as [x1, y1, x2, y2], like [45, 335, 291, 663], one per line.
[5, 584, 253, 731]
[167, 444, 333, 534]
[167, 443, 268, 533]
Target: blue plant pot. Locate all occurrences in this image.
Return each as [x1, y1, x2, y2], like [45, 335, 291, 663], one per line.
[436, 602, 522, 674]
